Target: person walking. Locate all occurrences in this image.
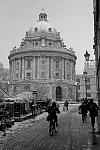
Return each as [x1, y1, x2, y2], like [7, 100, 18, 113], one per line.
[63, 100, 69, 111]
[88, 99, 100, 130]
[79, 101, 88, 123]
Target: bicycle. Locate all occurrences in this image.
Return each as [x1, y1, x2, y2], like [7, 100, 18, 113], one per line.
[49, 119, 58, 136]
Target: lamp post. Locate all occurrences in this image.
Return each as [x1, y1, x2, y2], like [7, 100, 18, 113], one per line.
[83, 50, 91, 101]
[84, 50, 97, 100]
[84, 50, 90, 61]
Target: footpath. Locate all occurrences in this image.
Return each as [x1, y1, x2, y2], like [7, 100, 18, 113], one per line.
[0, 103, 100, 150]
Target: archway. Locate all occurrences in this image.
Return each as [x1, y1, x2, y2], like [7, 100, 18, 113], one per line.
[24, 86, 30, 92]
[56, 86, 62, 101]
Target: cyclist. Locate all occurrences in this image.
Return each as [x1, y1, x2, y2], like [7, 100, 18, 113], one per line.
[47, 101, 60, 130]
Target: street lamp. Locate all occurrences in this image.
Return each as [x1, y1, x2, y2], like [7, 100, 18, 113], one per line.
[75, 82, 79, 101]
[84, 50, 90, 61]
[84, 50, 95, 64]
[84, 50, 97, 100]
[83, 71, 87, 100]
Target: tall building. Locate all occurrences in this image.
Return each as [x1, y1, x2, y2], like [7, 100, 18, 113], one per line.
[8, 10, 77, 101]
[93, 0, 100, 105]
[76, 62, 96, 101]
[93, 0, 100, 130]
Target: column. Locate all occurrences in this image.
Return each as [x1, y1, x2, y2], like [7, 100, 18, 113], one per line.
[19, 58, 22, 79]
[22, 57, 25, 79]
[12, 60, 14, 80]
[35, 56, 38, 79]
[51, 57, 53, 80]
[70, 63, 72, 81]
[62, 58, 64, 79]
[47, 57, 49, 79]
[9, 61, 11, 81]
[37, 56, 39, 79]
[32, 56, 35, 80]
[49, 57, 51, 79]
[13, 59, 16, 80]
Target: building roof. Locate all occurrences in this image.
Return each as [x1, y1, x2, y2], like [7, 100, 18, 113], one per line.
[27, 9, 60, 40]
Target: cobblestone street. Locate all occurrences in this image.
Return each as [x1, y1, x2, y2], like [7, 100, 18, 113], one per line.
[0, 104, 100, 150]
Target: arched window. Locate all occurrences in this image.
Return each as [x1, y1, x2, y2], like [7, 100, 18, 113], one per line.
[56, 86, 62, 101]
[27, 60, 31, 70]
[24, 86, 30, 92]
[16, 61, 19, 70]
[56, 61, 59, 68]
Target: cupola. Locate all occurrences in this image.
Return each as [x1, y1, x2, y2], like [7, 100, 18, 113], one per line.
[39, 9, 47, 21]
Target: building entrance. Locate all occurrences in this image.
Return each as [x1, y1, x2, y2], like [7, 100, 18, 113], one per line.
[56, 86, 62, 101]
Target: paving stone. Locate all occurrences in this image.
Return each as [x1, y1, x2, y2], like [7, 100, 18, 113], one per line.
[0, 104, 100, 150]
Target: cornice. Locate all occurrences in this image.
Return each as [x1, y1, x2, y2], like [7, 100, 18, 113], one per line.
[9, 52, 76, 63]
[8, 47, 76, 60]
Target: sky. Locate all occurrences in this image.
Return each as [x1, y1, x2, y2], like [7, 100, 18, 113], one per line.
[0, 0, 94, 75]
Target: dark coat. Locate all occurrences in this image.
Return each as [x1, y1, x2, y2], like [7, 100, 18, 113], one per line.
[88, 102, 99, 117]
[47, 105, 60, 121]
[79, 102, 88, 115]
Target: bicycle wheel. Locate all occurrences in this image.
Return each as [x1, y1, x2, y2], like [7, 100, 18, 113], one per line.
[49, 121, 54, 136]
[55, 124, 58, 133]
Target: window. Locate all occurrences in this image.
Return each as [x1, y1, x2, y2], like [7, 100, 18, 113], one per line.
[56, 61, 59, 68]
[27, 60, 31, 70]
[87, 93, 91, 97]
[16, 73, 19, 79]
[55, 73, 59, 77]
[27, 73, 31, 79]
[78, 93, 80, 97]
[34, 27, 38, 32]
[41, 71, 45, 78]
[49, 42, 53, 46]
[35, 41, 38, 46]
[48, 28, 52, 32]
[78, 85, 80, 90]
[24, 86, 30, 91]
[76, 78, 80, 83]
[16, 62, 19, 70]
[86, 85, 91, 89]
[86, 78, 90, 83]
[67, 74, 70, 80]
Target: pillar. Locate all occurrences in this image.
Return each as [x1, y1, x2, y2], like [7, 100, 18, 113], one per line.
[32, 56, 35, 80]
[51, 57, 53, 80]
[62, 58, 64, 79]
[47, 57, 49, 79]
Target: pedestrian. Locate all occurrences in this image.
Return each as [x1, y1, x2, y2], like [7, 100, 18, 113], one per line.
[88, 99, 100, 130]
[79, 101, 88, 123]
[63, 100, 69, 111]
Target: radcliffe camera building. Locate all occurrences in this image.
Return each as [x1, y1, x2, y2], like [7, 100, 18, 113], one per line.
[8, 10, 77, 101]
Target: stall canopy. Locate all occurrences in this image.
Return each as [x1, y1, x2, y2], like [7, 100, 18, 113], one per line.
[16, 92, 33, 103]
[4, 92, 33, 103]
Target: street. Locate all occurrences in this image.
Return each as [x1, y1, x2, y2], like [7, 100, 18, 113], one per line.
[0, 103, 98, 150]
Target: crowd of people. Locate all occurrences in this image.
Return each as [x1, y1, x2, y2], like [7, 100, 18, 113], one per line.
[46, 98, 100, 131]
[79, 98, 100, 130]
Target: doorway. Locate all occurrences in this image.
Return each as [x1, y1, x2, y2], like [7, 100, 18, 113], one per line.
[56, 86, 62, 101]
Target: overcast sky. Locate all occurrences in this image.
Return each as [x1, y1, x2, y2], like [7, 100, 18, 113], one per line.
[0, 0, 94, 74]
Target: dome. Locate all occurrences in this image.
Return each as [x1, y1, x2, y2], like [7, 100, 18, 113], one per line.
[28, 10, 59, 39]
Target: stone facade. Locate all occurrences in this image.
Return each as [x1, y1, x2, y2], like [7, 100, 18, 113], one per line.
[8, 10, 77, 101]
[76, 62, 96, 100]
